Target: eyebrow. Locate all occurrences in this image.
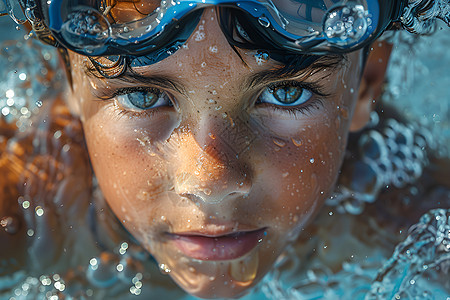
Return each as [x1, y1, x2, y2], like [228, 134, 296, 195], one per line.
[243, 54, 347, 91]
[83, 63, 187, 96]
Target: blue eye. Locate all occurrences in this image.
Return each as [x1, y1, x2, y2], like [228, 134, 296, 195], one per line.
[116, 89, 172, 111]
[259, 85, 313, 107]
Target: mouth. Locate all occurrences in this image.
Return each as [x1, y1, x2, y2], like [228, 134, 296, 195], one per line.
[168, 228, 266, 261]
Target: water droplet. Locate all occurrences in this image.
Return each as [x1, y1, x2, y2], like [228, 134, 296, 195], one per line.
[229, 251, 258, 283]
[258, 16, 270, 28]
[35, 100, 43, 107]
[291, 138, 303, 147]
[22, 200, 30, 209]
[209, 45, 218, 53]
[35, 206, 44, 216]
[159, 263, 171, 274]
[310, 158, 315, 163]
[254, 50, 270, 65]
[0, 216, 20, 234]
[272, 139, 286, 147]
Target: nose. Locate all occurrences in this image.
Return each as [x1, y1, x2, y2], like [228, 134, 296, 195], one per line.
[168, 8, 255, 203]
[173, 128, 252, 204]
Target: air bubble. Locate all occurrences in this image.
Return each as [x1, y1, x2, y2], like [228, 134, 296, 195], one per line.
[60, 8, 111, 52]
[323, 4, 368, 46]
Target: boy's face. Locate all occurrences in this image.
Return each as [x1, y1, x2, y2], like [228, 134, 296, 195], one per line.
[69, 9, 363, 298]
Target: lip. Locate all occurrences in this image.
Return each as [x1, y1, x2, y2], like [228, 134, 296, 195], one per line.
[168, 228, 266, 261]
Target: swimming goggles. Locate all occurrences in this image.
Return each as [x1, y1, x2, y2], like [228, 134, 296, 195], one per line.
[2, 0, 405, 57]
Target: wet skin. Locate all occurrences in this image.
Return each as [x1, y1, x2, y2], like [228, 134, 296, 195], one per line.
[68, 8, 364, 299]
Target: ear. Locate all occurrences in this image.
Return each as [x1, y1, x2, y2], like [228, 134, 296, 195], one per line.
[350, 41, 393, 131]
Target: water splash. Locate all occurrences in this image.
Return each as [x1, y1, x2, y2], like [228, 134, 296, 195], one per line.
[367, 209, 450, 299]
[401, 0, 450, 35]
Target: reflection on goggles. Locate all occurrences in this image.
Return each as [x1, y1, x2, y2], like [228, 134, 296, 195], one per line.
[96, 0, 157, 23]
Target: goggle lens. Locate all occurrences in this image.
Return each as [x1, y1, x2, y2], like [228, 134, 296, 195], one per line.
[38, 0, 389, 56]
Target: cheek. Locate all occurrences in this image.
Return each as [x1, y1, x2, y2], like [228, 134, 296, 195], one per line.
[250, 120, 345, 230]
[80, 103, 181, 230]
[249, 80, 360, 235]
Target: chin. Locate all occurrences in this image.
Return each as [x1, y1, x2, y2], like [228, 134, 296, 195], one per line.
[150, 241, 274, 299]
